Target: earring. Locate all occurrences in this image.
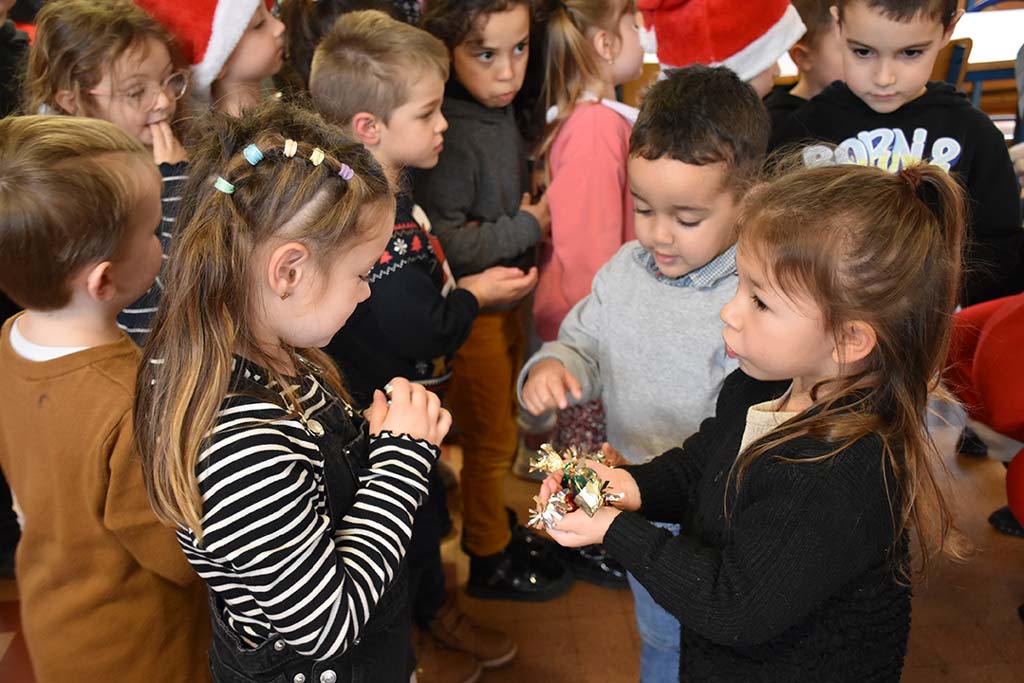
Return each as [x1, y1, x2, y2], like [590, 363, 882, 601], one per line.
[280, 291, 291, 301]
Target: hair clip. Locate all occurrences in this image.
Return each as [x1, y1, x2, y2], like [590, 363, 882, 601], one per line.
[338, 163, 354, 181]
[283, 139, 298, 158]
[309, 147, 325, 166]
[243, 144, 264, 166]
[214, 176, 235, 195]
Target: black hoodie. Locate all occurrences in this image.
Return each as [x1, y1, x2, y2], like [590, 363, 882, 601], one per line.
[771, 81, 1023, 307]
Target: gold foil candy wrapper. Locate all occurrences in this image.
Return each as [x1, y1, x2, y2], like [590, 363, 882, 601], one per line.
[526, 443, 620, 530]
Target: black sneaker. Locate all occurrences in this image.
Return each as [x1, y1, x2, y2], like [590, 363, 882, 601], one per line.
[988, 506, 1024, 538]
[466, 543, 574, 602]
[558, 544, 628, 589]
[957, 426, 988, 458]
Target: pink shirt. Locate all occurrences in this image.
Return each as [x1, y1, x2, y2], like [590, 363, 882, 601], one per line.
[534, 100, 637, 341]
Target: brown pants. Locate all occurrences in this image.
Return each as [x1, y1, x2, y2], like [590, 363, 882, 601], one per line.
[448, 306, 526, 557]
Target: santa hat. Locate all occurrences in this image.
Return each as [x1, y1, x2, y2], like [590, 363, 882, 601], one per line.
[135, 0, 263, 102]
[653, 0, 805, 80]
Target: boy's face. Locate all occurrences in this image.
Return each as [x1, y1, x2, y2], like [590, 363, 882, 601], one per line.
[108, 163, 163, 307]
[835, 1, 955, 114]
[218, 4, 285, 84]
[747, 62, 782, 99]
[628, 156, 740, 279]
[377, 69, 449, 171]
[451, 4, 530, 108]
[86, 38, 179, 149]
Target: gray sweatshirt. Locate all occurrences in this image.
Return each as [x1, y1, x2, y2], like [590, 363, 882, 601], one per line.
[517, 241, 739, 464]
[413, 89, 541, 278]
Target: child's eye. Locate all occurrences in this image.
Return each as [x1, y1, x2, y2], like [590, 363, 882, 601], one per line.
[252, 20, 265, 30]
[126, 88, 146, 102]
[633, 206, 652, 216]
[902, 49, 924, 58]
[476, 51, 494, 63]
[676, 219, 701, 228]
[852, 47, 873, 58]
[751, 294, 768, 311]
[513, 41, 528, 55]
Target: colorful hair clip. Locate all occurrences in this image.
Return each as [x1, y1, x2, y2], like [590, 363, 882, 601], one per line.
[309, 147, 325, 166]
[283, 139, 298, 158]
[338, 163, 354, 181]
[214, 176, 235, 195]
[243, 144, 264, 166]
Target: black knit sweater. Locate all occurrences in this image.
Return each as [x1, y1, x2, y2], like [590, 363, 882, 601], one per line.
[604, 370, 911, 682]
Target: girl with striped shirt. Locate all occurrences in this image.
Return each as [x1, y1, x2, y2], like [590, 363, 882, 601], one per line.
[135, 101, 450, 683]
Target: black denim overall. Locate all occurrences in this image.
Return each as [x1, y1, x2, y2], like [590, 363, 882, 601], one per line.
[208, 396, 414, 683]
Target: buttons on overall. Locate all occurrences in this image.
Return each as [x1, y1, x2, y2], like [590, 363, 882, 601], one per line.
[274, 640, 286, 652]
[306, 419, 324, 436]
[293, 675, 306, 683]
[320, 671, 337, 683]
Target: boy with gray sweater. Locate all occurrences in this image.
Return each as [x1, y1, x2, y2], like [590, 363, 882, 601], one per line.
[518, 66, 770, 683]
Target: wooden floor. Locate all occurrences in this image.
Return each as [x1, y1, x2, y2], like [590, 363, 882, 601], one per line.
[1, 413, 1022, 681]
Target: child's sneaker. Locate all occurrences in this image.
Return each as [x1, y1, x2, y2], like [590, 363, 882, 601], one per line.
[429, 594, 517, 668]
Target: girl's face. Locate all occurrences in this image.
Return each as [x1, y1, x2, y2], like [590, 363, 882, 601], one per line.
[451, 4, 530, 108]
[609, 11, 645, 86]
[720, 247, 838, 389]
[277, 215, 392, 350]
[218, 4, 285, 84]
[85, 38, 181, 148]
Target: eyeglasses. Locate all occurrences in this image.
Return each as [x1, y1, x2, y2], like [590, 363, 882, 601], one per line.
[89, 69, 190, 112]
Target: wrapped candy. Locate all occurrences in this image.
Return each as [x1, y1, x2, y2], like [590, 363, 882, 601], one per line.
[527, 444, 624, 530]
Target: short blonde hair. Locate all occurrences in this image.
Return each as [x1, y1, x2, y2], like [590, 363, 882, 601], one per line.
[0, 115, 153, 310]
[309, 10, 449, 125]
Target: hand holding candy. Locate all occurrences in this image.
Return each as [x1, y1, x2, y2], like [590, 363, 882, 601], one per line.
[547, 506, 621, 548]
[527, 444, 637, 530]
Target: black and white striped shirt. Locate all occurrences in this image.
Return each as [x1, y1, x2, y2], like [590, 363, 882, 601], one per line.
[178, 359, 436, 660]
[117, 161, 187, 345]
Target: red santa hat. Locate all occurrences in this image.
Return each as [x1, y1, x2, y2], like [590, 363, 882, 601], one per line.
[647, 0, 806, 80]
[134, 0, 263, 102]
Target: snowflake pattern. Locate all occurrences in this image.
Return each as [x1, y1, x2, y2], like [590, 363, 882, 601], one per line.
[393, 238, 408, 256]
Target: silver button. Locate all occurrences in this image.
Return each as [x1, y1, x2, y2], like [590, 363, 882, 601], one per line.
[307, 419, 324, 436]
[293, 675, 306, 683]
[320, 671, 337, 683]
[273, 640, 286, 652]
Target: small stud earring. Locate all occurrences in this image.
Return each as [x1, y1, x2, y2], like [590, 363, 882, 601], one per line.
[280, 291, 291, 301]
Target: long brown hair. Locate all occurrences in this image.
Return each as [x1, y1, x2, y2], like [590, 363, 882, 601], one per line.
[135, 100, 393, 540]
[538, 0, 634, 162]
[731, 161, 971, 575]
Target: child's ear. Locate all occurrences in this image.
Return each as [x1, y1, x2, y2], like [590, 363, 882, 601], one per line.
[789, 43, 813, 73]
[590, 28, 615, 65]
[84, 261, 117, 303]
[267, 241, 312, 300]
[833, 320, 877, 367]
[54, 90, 83, 116]
[829, 5, 840, 26]
[351, 112, 383, 147]
[940, 10, 964, 45]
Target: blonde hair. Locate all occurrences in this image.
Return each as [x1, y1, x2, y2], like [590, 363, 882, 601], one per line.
[24, 0, 181, 116]
[539, 0, 635, 161]
[135, 101, 393, 539]
[310, 10, 449, 125]
[0, 115, 154, 309]
[730, 161, 971, 576]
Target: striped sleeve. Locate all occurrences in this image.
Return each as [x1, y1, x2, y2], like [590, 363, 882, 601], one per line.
[188, 399, 435, 660]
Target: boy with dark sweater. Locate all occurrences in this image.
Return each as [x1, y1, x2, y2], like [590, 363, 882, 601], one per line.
[309, 12, 534, 683]
[771, 0, 1023, 306]
[763, 0, 844, 134]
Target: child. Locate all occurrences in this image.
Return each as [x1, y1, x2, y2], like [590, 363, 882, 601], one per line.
[638, 0, 805, 97]
[538, 160, 970, 680]
[771, 0, 1023, 307]
[0, 0, 27, 118]
[764, 0, 844, 134]
[532, 0, 643, 426]
[520, 65, 766, 681]
[136, 0, 284, 115]
[309, 11, 530, 681]
[25, 0, 190, 344]
[135, 100, 450, 682]
[418, 0, 571, 602]
[0, 115, 209, 683]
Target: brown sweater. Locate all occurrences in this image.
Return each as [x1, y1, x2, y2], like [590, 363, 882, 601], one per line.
[0, 316, 209, 683]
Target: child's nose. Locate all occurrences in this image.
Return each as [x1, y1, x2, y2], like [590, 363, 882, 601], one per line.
[437, 114, 449, 134]
[874, 60, 896, 87]
[497, 57, 514, 81]
[720, 294, 741, 329]
[271, 14, 285, 38]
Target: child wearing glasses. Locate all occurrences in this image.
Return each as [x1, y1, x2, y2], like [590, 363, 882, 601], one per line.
[25, 0, 191, 344]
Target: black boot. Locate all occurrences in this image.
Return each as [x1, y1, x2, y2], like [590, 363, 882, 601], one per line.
[558, 544, 628, 589]
[466, 542, 574, 602]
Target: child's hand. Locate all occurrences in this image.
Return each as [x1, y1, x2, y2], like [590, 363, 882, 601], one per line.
[547, 506, 621, 547]
[150, 121, 188, 165]
[367, 378, 451, 447]
[458, 266, 538, 307]
[521, 358, 582, 415]
[600, 442, 626, 466]
[1010, 142, 1024, 189]
[520, 192, 551, 240]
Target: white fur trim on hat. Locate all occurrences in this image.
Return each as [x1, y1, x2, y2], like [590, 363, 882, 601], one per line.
[191, 0, 261, 102]
[720, 4, 806, 81]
